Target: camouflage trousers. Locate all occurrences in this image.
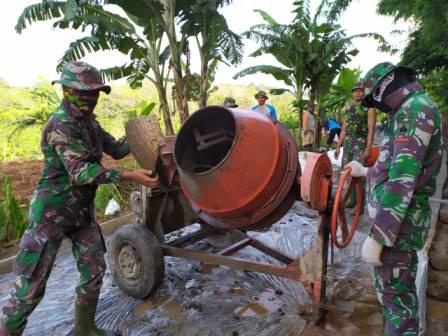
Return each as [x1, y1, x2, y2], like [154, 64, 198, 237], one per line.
[1, 219, 106, 335]
[342, 135, 367, 167]
[342, 135, 367, 207]
[374, 247, 419, 336]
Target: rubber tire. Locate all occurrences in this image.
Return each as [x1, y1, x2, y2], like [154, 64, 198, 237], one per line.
[110, 224, 165, 299]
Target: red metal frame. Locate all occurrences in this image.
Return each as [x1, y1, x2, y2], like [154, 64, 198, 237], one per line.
[161, 211, 330, 317]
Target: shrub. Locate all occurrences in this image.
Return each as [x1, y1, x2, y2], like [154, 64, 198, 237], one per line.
[0, 176, 26, 244]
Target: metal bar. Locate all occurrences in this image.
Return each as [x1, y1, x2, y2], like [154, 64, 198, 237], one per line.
[217, 238, 251, 256]
[249, 238, 295, 265]
[315, 211, 330, 318]
[167, 227, 220, 248]
[162, 246, 303, 281]
[429, 197, 448, 204]
[228, 230, 294, 264]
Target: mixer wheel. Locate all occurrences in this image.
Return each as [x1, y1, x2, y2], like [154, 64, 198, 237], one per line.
[110, 224, 165, 298]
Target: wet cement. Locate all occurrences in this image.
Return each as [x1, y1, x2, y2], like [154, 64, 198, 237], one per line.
[0, 201, 446, 335]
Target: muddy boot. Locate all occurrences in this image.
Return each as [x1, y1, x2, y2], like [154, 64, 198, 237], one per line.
[0, 319, 23, 336]
[73, 302, 119, 336]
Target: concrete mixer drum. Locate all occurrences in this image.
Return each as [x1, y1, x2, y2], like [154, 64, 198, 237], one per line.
[174, 106, 300, 230]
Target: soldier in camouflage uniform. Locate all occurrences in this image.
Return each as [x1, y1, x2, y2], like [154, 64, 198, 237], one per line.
[336, 81, 376, 167]
[0, 62, 159, 336]
[345, 62, 442, 335]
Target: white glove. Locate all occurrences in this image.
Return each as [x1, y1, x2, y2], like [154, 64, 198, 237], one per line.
[344, 160, 368, 177]
[361, 236, 383, 266]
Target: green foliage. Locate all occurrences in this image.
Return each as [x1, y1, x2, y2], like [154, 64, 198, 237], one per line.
[0, 78, 160, 161]
[0, 176, 27, 244]
[125, 100, 156, 119]
[321, 67, 361, 120]
[234, 0, 388, 129]
[7, 81, 60, 140]
[377, 0, 448, 110]
[94, 183, 125, 214]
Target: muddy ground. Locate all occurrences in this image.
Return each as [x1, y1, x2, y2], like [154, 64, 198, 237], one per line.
[0, 201, 447, 335]
[0, 202, 380, 336]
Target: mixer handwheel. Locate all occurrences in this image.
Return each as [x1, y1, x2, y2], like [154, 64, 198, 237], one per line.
[331, 169, 363, 248]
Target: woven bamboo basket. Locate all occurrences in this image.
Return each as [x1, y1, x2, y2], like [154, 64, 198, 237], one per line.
[125, 114, 164, 172]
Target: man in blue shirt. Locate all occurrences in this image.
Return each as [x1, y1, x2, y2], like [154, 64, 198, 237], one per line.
[324, 118, 341, 149]
[252, 90, 277, 120]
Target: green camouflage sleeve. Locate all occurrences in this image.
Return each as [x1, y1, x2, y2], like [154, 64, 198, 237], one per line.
[369, 102, 437, 246]
[47, 120, 122, 185]
[98, 125, 130, 160]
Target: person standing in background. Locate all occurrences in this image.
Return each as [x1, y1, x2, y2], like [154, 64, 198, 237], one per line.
[302, 102, 316, 151]
[324, 118, 342, 149]
[335, 82, 376, 166]
[251, 90, 277, 120]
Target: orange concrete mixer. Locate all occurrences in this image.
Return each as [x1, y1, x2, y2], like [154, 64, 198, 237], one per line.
[174, 106, 299, 230]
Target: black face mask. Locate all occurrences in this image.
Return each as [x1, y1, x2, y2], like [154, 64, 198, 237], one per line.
[63, 86, 99, 115]
[362, 70, 412, 113]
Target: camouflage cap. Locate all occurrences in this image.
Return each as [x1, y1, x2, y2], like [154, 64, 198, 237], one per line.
[351, 81, 363, 92]
[52, 61, 111, 94]
[362, 62, 414, 98]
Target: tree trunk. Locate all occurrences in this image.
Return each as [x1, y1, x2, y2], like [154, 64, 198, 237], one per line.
[157, 86, 174, 135]
[171, 60, 189, 124]
[315, 105, 324, 149]
[163, 2, 189, 124]
[199, 62, 208, 108]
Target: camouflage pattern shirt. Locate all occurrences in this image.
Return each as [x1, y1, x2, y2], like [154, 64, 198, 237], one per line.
[344, 102, 368, 139]
[30, 98, 130, 227]
[366, 82, 442, 251]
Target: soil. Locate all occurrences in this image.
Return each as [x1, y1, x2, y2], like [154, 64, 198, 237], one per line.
[0, 155, 134, 259]
[0, 211, 130, 260]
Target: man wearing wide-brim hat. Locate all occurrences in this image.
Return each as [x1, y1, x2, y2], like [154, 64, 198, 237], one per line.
[251, 90, 277, 120]
[0, 61, 159, 336]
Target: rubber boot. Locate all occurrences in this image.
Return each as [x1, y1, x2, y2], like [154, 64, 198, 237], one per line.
[0, 321, 16, 336]
[73, 302, 119, 336]
[0, 319, 23, 336]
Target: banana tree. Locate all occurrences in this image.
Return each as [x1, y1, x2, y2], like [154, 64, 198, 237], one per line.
[16, 0, 178, 133]
[321, 67, 361, 122]
[180, 0, 243, 108]
[233, 7, 307, 118]
[235, 0, 388, 146]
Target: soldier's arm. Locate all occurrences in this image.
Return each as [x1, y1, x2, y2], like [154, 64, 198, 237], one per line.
[98, 124, 130, 160]
[337, 121, 348, 150]
[366, 108, 376, 152]
[47, 121, 122, 185]
[369, 106, 435, 246]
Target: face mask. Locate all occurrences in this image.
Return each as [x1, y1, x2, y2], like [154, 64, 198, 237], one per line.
[362, 70, 412, 113]
[63, 87, 99, 114]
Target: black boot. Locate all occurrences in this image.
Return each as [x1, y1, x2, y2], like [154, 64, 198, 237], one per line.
[73, 301, 119, 336]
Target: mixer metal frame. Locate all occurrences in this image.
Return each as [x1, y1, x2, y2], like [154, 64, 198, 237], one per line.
[110, 136, 333, 318]
[161, 213, 330, 316]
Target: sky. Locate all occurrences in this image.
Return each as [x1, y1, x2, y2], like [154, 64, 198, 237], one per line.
[0, 0, 412, 88]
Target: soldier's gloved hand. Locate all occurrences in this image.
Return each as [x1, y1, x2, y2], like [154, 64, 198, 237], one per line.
[361, 236, 383, 266]
[122, 169, 159, 188]
[344, 160, 368, 177]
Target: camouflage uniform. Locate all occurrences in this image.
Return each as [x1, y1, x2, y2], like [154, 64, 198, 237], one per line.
[363, 63, 442, 335]
[342, 102, 369, 166]
[1, 62, 129, 335]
